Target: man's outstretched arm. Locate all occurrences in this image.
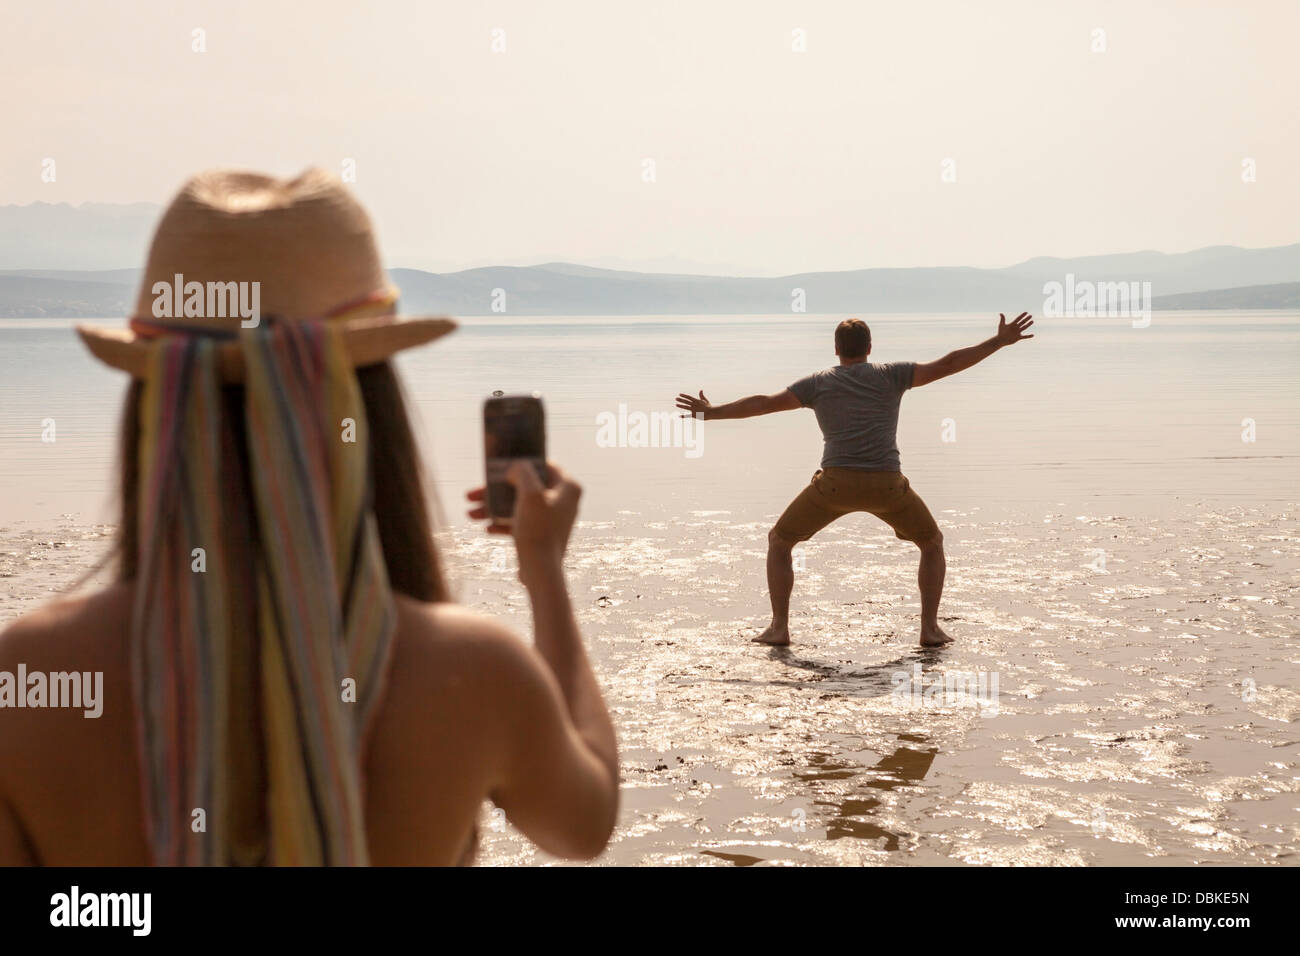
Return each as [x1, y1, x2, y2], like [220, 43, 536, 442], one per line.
[674, 388, 801, 421]
[912, 312, 1035, 388]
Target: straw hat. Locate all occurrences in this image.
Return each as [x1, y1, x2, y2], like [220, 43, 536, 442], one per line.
[77, 168, 455, 380]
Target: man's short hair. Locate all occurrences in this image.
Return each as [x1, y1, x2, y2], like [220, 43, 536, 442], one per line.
[835, 318, 871, 359]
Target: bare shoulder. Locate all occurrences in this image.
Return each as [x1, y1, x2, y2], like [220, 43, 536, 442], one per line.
[0, 583, 134, 809]
[368, 596, 555, 797]
[391, 595, 539, 674]
[384, 595, 556, 721]
[0, 583, 132, 671]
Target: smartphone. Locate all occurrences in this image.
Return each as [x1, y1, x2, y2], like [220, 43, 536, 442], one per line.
[483, 393, 547, 524]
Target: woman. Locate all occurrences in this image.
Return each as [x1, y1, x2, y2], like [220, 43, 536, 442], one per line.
[0, 169, 619, 865]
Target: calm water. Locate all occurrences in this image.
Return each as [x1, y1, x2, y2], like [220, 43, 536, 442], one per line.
[2, 312, 1297, 865]
[1, 312, 1296, 526]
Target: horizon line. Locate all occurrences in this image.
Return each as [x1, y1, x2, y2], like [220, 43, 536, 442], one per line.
[2, 238, 1298, 282]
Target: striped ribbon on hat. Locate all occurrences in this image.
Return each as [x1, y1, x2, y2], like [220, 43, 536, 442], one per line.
[131, 318, 395, 865]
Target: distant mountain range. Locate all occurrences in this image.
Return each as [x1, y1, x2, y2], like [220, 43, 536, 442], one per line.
[0, 202, 1296, 316]
[3, 263, 1297, 319]
[0, 202, 160, 272]
[1150, 282, 1300, 310]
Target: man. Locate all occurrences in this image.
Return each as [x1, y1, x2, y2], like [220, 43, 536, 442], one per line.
[675, 313, 1034, 647]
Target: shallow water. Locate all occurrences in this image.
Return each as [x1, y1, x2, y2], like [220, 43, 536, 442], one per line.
[1, 312, 1298, 523]
[1, 503, 1296, 865]
[453, 505, 1299, 866]
[5, 506, 1295, 866]
[1, 312, 1297, 865]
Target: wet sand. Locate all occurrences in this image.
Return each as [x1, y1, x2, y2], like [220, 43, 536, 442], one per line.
[4, 504, 1297, 866]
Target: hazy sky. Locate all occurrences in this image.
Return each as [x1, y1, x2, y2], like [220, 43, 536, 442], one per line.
[3, 0, 1297, 275]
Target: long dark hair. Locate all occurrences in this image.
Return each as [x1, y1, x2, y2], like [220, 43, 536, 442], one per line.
[114, 361, 448, 603]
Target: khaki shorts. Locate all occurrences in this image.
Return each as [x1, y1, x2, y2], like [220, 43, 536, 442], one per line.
[773, 468, 940, 544]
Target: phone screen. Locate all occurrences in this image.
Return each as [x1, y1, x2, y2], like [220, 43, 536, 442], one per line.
[484, 395, 546, 522]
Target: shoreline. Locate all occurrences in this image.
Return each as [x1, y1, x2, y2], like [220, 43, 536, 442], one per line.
[7, 504, 1295, 865]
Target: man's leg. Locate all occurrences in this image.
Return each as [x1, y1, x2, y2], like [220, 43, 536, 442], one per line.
[755, 528, 798, 645]
[869, 473, 951, 646]
[916, 529, 951, 646]
[757, 472, 840, 646]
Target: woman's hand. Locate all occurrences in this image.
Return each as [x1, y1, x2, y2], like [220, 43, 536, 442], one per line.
[469, 460, 617, 859]
[467, 461, 582, 585]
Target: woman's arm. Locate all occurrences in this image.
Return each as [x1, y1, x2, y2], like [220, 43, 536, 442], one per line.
[0, 794, 36, 865]
[466, 462, 619, 859]
[509, 464, 618, 790]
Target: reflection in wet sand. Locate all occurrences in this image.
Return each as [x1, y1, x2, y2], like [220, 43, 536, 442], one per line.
[465, 504, 1298, 866]
[700, 849, 765, 867]
[814, 736, 938, 849]
[3, 502, 1297, 866]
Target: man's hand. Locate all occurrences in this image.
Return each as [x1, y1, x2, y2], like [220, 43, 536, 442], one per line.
[675, 389, 800, 420]
[675, 390, 712, 420]
[912, 312, 1035, 387]
[996, 312, 1035, 346]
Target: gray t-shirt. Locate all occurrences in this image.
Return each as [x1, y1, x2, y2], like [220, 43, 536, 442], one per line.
[788, 362, 916, 471]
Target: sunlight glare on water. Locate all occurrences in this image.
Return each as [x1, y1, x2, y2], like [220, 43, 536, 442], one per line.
[1, 312, 1296, 865]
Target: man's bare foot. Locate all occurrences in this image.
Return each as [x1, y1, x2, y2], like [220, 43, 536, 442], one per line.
[753, 624, 791, 646]
[919, 623, 953, 647]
